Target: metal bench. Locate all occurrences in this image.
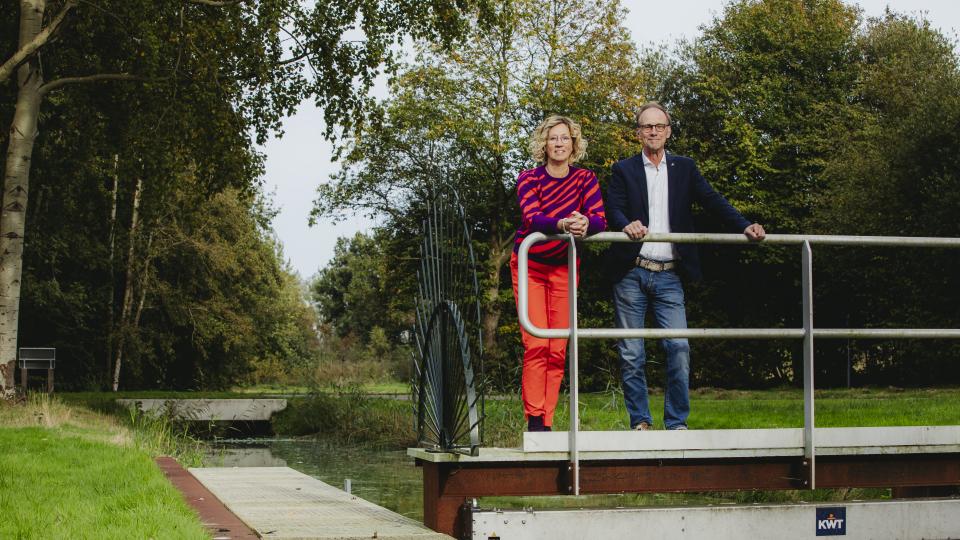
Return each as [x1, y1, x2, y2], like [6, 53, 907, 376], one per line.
[19, 347, 56, 393]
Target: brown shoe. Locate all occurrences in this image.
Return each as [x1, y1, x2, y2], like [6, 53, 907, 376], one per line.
[633, 422, 651, 431]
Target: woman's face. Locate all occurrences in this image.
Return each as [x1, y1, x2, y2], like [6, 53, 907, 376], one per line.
[545, 123, 572, 164]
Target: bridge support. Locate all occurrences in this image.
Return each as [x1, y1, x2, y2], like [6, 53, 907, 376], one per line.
[413, 449, 960, 538]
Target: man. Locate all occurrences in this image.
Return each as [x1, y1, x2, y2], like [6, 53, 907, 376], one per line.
[606, 101, 765, 431]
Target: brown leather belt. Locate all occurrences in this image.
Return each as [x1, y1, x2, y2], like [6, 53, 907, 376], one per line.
[635, 257, 676, 272]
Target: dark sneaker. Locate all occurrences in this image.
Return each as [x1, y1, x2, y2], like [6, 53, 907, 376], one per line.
[527, 415, 546, 432]
[668, 425, 688, 431]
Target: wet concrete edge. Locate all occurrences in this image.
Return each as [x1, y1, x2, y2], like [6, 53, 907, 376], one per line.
[156, 456, 260, 539]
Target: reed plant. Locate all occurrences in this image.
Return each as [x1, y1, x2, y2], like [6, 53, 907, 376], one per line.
[272, 385, 416, 447]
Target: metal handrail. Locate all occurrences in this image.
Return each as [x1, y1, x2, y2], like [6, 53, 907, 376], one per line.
[517, 231, 960, 495]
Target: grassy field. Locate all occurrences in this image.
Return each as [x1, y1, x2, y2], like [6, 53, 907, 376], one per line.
[481, 387, 960, 447]
[0, 394, 208, 539]
[263, 386, 960, 449]
[233, 381, 409, 395]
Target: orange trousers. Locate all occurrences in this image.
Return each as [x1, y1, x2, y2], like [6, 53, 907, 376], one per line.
[511, 252, 576, 427]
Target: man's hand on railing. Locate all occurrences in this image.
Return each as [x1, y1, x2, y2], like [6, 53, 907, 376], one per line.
[623, 220, 649, 240]
[744, 223, 766, 241]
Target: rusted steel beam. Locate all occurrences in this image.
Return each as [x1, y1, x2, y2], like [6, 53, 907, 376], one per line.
[440, 462, 565, 496]
[418, 453, 960, 537]
[815, 454, 960, 488]
[578, 458, 807, 493]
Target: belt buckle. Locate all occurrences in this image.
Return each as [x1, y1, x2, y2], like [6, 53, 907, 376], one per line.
[636, 257, 671, 272]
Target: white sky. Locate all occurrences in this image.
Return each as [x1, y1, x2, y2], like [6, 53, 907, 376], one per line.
[262, 1, 960, 278]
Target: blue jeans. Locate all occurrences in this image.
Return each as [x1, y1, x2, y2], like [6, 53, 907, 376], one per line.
[613, 267, 691, 429]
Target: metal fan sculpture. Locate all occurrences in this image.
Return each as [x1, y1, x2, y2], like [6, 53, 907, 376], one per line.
[412, 190, 484, 455]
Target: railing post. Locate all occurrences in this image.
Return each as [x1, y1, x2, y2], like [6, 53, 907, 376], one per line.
[567, 234, 579, 495]
[512, 230, 960, 498]
[802, 240, 816, 489]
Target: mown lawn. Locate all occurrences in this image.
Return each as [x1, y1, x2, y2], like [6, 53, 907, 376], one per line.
[480, 387, 960, 447]
[265, 386, 960, 449]
[0, 396, 208, 539]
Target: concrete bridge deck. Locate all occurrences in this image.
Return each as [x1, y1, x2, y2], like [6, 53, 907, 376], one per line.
[118, 398, 287, 421]
[189, 466, 451, 540]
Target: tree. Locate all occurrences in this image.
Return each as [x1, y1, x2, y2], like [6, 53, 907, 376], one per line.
[1, 0, 490, 396]
[812, 11, 960, 385]
[655, 0, 864, 386]
[311, 231, 402, 342]
[314, 0, 650, 383]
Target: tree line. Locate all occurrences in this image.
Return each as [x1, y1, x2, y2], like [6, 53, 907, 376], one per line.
[1, 0, 491, 394]
[312, 0, 960, 391]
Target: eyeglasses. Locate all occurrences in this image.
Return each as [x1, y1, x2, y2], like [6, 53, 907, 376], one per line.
[638, 123, 669, 132]
[548, 135, 572, 143]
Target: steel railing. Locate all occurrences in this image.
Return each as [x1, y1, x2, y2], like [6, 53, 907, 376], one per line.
[517, 231, 960, 494]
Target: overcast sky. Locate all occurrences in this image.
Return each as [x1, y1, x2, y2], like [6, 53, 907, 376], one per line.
[261, 1, 960, 278]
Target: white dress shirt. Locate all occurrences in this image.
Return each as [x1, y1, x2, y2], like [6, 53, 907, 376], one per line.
[639, 152, 675, 261]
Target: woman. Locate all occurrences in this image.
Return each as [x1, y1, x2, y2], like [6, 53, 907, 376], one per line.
[511, 115, 606, 432]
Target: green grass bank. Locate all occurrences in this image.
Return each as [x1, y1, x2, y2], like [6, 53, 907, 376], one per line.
[0, 394, 208, 539]
[271, 386, 960, 449]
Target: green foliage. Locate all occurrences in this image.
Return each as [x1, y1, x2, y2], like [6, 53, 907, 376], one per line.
[2, 0, 370, 390]
[272, 391, 416, 447]
[671, 0, 862, 231]
[311, 231, 407, 341]
[3, 0, 496, 392]
[311, 0, 960, 390]
[8, 0, 959, 392]
[810, 11, 960, 384]
[314, 0, 648, 387]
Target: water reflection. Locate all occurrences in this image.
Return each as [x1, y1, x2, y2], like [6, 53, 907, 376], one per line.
[203, 439, 425, 520]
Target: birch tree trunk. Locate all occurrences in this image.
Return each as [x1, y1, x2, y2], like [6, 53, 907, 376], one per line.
[106, 155, 119, 384]
[0, 0, 47, 398]
[112, 176, 142, 392]
[132, 234, 154, 328]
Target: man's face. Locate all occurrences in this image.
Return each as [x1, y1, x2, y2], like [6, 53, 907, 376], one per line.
[637, 108, 671, 154]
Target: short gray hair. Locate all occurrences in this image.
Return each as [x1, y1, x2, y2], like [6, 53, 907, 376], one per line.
[635, 101, 672, 128]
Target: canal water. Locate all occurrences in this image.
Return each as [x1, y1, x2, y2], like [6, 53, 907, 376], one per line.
[201, 439, 828, 521]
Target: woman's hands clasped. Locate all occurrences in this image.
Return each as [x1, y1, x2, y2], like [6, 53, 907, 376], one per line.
[559, 211, 590, 238]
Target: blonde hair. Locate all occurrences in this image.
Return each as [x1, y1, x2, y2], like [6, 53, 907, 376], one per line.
[528, 115, 588, 165]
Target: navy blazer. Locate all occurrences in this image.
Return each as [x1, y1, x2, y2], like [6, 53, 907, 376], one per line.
[605, 152, 751, 281]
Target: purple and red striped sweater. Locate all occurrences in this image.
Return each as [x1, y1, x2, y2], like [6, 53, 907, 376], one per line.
[513, 165, 607, 264]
